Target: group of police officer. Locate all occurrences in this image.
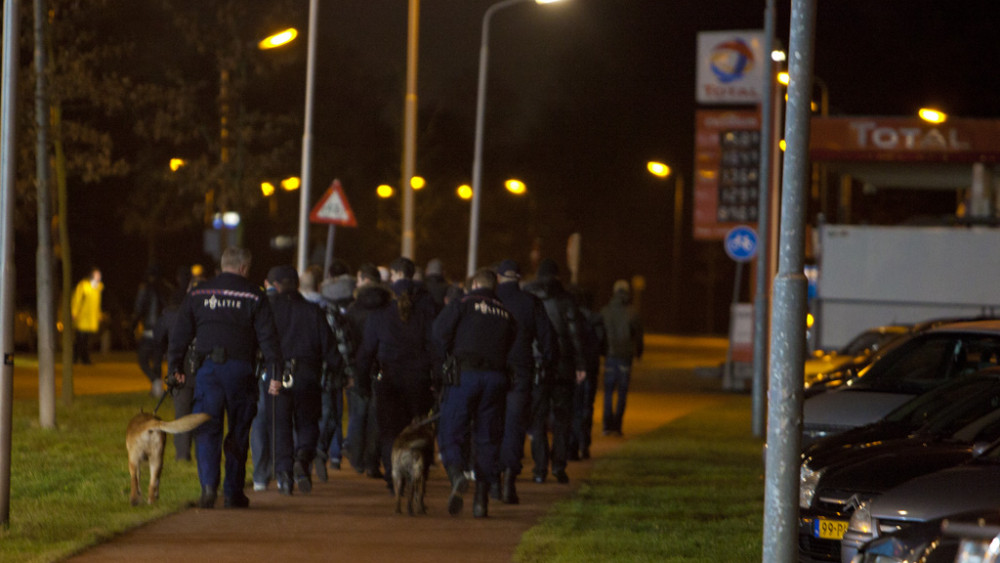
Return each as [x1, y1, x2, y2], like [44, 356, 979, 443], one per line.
[165, 247, 595, 518]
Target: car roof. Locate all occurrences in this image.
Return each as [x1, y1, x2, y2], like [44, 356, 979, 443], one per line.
[924, 319, 1000, 335]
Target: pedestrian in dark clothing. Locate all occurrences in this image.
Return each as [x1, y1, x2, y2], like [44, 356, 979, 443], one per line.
[267, 265, 341, 495]
[434, 268, 516, 518]
[250, 279, 280, 491]
[522, 258, 586, 485]
[600, 279, 644, 436]
[423, 258, 451, 315]
[167, 247, 282, 509]
[344, 263, 392, 478]
[493, 259, 555, 504]
[354, 257, 437, 492]
[313, 274, 357, 481]
[133, 265, 173, 398]
[154, 289, 192, 461]
[569, 287, 605, 460]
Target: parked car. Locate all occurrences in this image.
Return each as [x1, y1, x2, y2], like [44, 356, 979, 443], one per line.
[804, 324, 912, 395]
[848, 509, 1000, 563]
[842, 439, 1000, 561]
[803, 320, 1000, 444]
[797, 371, 1000, 562]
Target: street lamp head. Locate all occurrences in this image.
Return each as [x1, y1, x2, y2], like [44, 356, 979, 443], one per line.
[919, 107, 947, 124]
[535, 0, 564, 3]
[169, 158, 186, 172]
[410, 176, 426, 190]
[261, 182, 276, 197]
[647, 161, 671, 178]
[377, 184, 394, 199]
[457, 184, 473, 200]
[281, 176, 300, 191]
[259, 28, 298, 50]
[505, 179, 527, 195]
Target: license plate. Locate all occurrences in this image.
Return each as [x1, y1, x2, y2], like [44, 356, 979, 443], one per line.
[814, 519, 849, 540]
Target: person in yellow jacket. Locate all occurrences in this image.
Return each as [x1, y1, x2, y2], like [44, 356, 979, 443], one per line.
[71, 267, 103, 365]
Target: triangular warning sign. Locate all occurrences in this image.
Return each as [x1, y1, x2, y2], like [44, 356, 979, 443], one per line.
[309, 179, 357, 226]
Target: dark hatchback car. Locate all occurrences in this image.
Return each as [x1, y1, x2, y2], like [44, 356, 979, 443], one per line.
[850, 509, 1000, 563]
[797, 371, 1000, 562]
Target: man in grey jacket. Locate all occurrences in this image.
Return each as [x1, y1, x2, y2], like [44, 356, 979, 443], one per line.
[599, 279, 643, 437]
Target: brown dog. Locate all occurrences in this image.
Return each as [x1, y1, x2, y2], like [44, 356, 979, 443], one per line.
[127, 411, 210, 506]
[391, 416, 437, 515]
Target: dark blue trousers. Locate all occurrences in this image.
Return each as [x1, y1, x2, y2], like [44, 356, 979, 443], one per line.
[438, 370, 508, 485]
[192, 359, 257, 499]
[316, 382, 344, 464]
[603, 357, 633, 433]
[499, 371, 532, 475]
[271, 366, 322, 475]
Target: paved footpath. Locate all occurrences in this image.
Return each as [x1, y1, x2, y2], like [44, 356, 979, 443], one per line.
[18, 336, 728, 563]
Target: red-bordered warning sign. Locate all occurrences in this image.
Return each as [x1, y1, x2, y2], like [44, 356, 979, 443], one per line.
[309, 179, 357, 226]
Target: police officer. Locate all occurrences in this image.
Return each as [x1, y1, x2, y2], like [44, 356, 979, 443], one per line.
[355, 257, 437, 493]
[168, 247, 282, 509]
[494, 259, 555, 504]
[434, 268, 516, 518]
[267, 265, 341, 495]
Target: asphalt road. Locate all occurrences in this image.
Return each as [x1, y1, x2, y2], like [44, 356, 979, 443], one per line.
[15, 335, 730, 563]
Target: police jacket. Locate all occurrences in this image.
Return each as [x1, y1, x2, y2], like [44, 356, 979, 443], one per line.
[271, 290, 340, 373]
[354, 279, 437, 378]
[433, 288, 516, 372]
[523, 276, 587, 375]
[167, 272, 282, 380]
[496, 281, 555, 375]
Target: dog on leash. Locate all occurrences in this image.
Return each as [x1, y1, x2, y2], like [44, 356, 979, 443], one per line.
[127, 411, 210, 506]
[391, 415, 437, 515]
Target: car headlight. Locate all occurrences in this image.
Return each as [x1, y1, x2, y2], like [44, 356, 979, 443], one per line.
[800, 463, 823, 509]
[849, 501, 876, 537]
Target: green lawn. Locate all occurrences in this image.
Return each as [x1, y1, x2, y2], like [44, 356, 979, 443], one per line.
[516, 395, 764, 562]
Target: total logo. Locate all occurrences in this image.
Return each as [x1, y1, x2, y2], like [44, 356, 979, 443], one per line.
[710, 38, 755, 83]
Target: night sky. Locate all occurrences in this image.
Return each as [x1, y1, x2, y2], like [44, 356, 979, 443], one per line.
[13, 0, 1000, 335]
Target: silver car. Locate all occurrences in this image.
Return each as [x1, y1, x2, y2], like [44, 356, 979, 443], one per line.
[803, 320, 1000, 445]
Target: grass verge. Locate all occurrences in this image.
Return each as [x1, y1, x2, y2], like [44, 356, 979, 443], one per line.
[515, 395, 764, 562]
[1, 392, 202, 563]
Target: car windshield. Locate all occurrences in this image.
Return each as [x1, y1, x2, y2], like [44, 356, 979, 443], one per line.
[839, 328, 907, 357]
[848, 332, 1000, 393]
[884, 375, 1000, 427]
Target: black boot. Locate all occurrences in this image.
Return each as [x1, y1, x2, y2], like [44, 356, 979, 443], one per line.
[198, 485, 217, 509]
[446, 466, 468, 516]
[294, 459, 312, 493]
[501, 470, 519, 505]
[473, 480, 489, 518]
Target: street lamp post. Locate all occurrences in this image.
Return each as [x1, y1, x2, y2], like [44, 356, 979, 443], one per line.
[646, 162, 684, 333]
[466, 0, 563, 278]
[296, 0, 318, 273]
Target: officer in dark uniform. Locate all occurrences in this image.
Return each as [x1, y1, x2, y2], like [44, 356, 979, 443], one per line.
[167, 247, 282, 509]
[494, 259, 555, 505]
[433, 268, 516, 518]
[267, 265, 341, 495]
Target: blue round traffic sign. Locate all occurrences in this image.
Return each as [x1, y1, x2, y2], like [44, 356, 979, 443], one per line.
[724, 226, 758, 262]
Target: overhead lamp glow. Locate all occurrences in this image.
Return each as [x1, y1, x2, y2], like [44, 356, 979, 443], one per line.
[777, 72, 790, 86]
[222, 211, 241, 228]
[457, 184, 472, 200]
[259, 28, 298, 50]
[535, 0, 564, 4]
[281, 177, 300, 191]
[169, 158, 186, 172]
[505, 179, 527, 195]
[771, 49, 786, 62]
[919, 108, 947, 124]
[647, 161, 671, 178]
[261, 182, 276, 197]
[410, 176, 426, 190]
[377, 184, 394, 199]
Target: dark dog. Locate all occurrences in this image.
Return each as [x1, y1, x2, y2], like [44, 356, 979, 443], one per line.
[127, 411, 210, 506]
[391, 416, 437, 515]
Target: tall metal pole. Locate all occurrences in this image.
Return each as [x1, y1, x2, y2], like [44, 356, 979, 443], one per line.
[0, 0, 21, 528]
[400, 0, 420, 260]
[670, 173, 684, 332]
[752, 0, 776, 438]
[296, 0, 318, 273]
[467, 0, 528, 279]
[763, 0, 816, 560]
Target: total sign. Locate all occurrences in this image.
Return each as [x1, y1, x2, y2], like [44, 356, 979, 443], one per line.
[696, 30, 766, 105]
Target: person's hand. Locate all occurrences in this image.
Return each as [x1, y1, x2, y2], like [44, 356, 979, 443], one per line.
[576, 370, 587, 384]
[167, 372, 186, 387]
[268, 379, 282, 396]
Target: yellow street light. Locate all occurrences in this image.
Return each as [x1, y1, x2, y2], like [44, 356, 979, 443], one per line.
[457, 184, 473, 200]
[377, 184, 394, 199]
[505, 179, 527, 195]
[777, 71, 790, 86]
[410, 176, 426, 190]
[169, 158, 186, 172]
[259, 28, 298, 50]
[647, 161, 671, 178]
[261, 182, 276, 197]
[281, 176, 300, 191]
[919, 107, 947, 124]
